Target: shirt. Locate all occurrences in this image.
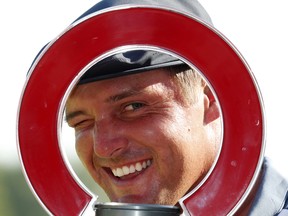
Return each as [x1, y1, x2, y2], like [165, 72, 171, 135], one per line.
[248, 158, 288, 216]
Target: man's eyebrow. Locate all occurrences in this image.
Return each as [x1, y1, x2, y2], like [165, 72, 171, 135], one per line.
[106, 88, 142, 103]
[65, 87, 144, 122]
[65, 110, 85, 123]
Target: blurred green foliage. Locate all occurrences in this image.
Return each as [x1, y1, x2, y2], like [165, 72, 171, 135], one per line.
[0, 166, 47, 215]
[0, 163, 109, 216]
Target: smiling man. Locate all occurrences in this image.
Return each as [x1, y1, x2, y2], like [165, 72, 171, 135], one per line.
[65, 50, 221, 205]
[60, 0, 288, 215]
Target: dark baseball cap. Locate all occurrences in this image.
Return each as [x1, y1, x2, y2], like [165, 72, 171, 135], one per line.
[76, 0, 212, 84]
[28, 1, 212, 83]
[79, 50, 185, 84]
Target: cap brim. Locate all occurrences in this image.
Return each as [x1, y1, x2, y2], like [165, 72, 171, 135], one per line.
[78, 50, 185, 84]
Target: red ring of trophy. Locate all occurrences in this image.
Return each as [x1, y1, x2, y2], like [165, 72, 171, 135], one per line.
[17, 6, 265, 215]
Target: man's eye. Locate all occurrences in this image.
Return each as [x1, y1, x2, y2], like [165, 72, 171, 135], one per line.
[73, 120, 93, 129]
[124, 103, 144, 111]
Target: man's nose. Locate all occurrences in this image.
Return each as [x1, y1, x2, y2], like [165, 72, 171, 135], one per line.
[92, 118, 128, 158]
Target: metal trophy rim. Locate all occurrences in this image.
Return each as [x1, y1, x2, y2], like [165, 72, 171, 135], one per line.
[17, 5, 265, 215]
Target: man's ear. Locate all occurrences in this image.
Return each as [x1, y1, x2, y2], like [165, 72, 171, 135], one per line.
[203, 85, 220, 125]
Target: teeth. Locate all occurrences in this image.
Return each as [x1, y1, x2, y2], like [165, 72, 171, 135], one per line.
[122, 166, 130, 175]
[112, 169, 117, 176]
[116, 168, 124, 177]
[112, 160, 152, 177]
[135, 162, 142, 171]
[142, 161, 147, 169]
[147, 160, 151, 166]
[129, 164, 135, 173]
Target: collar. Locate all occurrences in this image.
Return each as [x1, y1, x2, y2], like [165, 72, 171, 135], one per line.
[248, 158, 288, 215]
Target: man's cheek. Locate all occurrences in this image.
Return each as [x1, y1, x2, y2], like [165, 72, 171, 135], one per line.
[75, 138, 94, 165]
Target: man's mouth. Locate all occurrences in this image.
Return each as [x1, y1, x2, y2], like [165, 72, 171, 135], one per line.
[111, 159, 152, 178]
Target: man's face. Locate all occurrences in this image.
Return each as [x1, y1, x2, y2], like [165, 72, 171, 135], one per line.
[65, 69, 220, 205]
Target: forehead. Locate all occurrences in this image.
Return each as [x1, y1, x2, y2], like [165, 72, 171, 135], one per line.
[69, 69, 174, 100]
